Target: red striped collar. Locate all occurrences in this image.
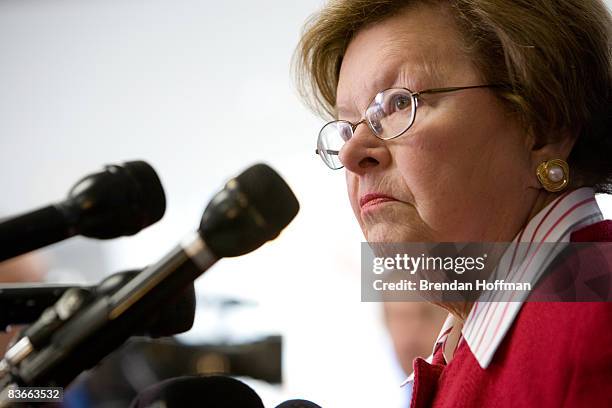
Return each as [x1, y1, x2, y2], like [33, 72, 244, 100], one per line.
[402, 187, 603, 385]
[462, 187, 602, 368]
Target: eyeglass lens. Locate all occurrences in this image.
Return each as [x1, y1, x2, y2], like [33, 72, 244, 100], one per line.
[317, 88, 416, 169]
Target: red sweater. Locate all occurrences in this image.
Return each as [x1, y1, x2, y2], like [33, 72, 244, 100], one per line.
[411, 220, 612, 408]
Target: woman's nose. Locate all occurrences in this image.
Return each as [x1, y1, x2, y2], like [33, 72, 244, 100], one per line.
[339, 121, 392, 174]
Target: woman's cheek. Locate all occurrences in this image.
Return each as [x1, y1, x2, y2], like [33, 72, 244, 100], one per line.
[345, 172, 363, 223]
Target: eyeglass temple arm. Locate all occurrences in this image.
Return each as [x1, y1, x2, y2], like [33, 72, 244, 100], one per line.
[414, 84, 506, 97]
[315, 149, 339, 156]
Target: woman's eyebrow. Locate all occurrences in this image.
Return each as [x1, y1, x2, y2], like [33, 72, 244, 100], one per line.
[393, 59, 447, 90]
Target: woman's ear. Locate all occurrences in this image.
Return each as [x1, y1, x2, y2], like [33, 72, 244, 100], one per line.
[528, 128, 578, 185]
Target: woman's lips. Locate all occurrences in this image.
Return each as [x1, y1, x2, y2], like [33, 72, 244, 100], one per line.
[359, 193, 398, 210]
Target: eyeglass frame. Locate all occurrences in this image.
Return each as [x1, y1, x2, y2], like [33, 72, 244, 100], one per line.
[315, 84, 505, 169]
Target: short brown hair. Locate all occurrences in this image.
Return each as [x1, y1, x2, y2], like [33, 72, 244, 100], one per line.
[294, 0, 612, 192]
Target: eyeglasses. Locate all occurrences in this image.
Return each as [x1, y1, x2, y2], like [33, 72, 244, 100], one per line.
[315, 84, 502, 170]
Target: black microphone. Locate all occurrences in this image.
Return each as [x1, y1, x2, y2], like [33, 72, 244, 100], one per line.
[276, 400, 323, 408]
[0, 270, 195, 335]
[0, 284, 92, 330]
[0, 160, 166, 263]
[86, 270, 196, 338]
[144, 282, 195, 338]
[4, 163, 299, 388]
[130, 375, 264, 408]
[0, 271, 195, 373]
[0, 271, 136, 330]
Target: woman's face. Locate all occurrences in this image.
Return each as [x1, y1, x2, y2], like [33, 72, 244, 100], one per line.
[337, 4, 539, 243]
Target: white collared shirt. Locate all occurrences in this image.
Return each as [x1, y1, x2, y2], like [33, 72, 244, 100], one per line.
[402, 187, 603, 387]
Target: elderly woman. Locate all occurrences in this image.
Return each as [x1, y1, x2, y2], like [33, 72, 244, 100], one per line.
[295, 0, 611, 406]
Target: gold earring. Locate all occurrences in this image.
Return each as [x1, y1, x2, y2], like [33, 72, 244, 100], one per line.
[536, 159, 569, 192]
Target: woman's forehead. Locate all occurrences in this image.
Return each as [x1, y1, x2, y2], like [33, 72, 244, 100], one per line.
[336, 4, 474, 116]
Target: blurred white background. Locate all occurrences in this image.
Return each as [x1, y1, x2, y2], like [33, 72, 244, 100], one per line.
[0, 1, 610, 407]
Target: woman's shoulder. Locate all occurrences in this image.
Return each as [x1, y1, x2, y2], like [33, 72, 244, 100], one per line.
[532, 219, 612, 302]
[570, 219, 612, 242]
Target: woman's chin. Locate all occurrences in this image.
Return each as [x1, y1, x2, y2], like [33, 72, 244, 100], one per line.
[364, 223, 432, 243]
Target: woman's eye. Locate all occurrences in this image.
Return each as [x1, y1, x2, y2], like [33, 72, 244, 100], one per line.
[392, 95, 411, 111]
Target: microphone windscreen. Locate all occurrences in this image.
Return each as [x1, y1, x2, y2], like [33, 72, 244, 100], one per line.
[68, 160, 166, 238]
[145, 283, 196, 337]
[130, 375, 264, 408]
[94, 269, 195, 337]
[275, 400, 323, 408]
[235, 164, 300, 233]
[122, 161, 167, 227]
[200, 163, 299, 258]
